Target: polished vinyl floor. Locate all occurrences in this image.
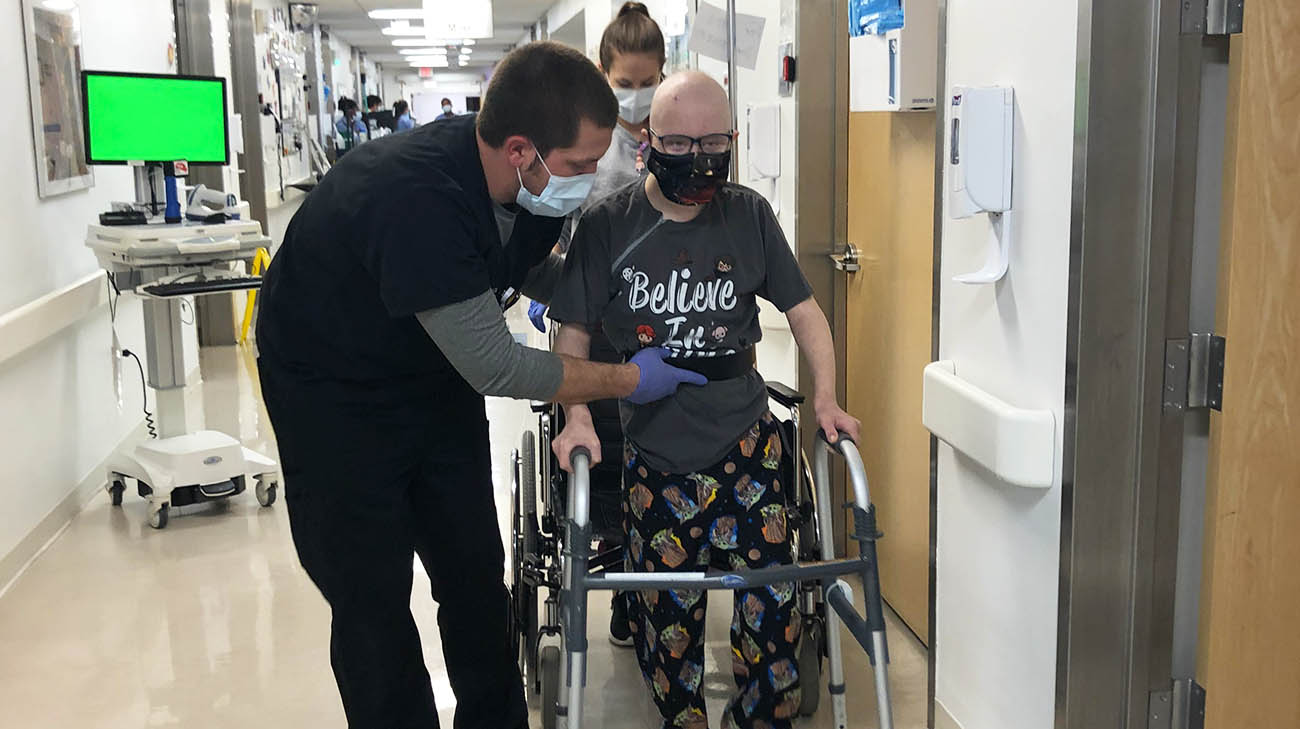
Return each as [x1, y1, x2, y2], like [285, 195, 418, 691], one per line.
[0, 312, 928, 729]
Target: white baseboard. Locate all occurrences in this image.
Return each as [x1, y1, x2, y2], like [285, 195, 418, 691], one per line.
[0, 420, 149, 599]
[934, 699, 964, 729]
[0, 361, 203, 600]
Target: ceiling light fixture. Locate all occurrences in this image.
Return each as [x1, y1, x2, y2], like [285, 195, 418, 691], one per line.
[462, 38, 476, 46]
[369, 9, 425, 20]
[399, 48, 448, 55]
[382, 23, 429, 36]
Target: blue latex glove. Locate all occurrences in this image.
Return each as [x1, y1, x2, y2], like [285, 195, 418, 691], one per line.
[528, 300, 548, 332]
[626, 347, 708, 405]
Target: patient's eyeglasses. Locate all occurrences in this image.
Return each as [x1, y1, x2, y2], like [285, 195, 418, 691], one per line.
[649, 128, 735, 155]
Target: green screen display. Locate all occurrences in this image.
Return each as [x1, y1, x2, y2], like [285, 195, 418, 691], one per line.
[83, 73, 228, 164]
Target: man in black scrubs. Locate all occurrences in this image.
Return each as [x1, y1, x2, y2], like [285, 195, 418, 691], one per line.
[255, 42, 704, 729]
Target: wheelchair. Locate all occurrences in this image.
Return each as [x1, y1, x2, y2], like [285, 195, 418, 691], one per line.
[508, 383, 895, 729]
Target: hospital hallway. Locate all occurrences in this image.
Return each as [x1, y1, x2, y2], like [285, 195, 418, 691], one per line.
[0, 305, 928, 729]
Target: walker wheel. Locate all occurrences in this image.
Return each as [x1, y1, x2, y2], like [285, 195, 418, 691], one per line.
[255, 479, 278, 507]
[148, 503, 170, 530]
[797, 617, 824, 716]
[108, 480, 125, 507]
[539, 645, 560, 729]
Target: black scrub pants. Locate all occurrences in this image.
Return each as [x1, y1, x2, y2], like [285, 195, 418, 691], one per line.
[259, 361, 525, 729]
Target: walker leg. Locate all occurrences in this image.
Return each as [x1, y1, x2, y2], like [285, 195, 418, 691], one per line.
[872, 630, 893, 729]
[825, 608, 850, 729]
[561, 470, 593, 729]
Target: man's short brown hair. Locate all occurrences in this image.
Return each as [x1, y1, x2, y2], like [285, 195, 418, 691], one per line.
[477, 41, 618, 157]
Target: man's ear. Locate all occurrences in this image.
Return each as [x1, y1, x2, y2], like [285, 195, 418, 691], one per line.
[503, 135, 536, 170]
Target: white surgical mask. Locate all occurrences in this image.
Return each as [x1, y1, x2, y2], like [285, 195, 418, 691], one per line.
[515, 150, 595, 218]
[613, 86, 656, 125]
[442, 104, 453, 113]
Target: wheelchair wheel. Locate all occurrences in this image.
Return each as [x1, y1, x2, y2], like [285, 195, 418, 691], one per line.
[539, 645, 560, 729]
[797, 616, 824, 717]
[521, 431, 538, 557]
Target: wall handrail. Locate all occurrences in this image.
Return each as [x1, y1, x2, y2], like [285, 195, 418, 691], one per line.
[922, 360, 1056, 488]
[0, 272, 108, 368]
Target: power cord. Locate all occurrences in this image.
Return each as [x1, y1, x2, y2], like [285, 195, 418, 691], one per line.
[121, 349, 157, 439]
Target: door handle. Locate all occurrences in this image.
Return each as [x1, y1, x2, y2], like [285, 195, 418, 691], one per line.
[829, 243, 861, 272]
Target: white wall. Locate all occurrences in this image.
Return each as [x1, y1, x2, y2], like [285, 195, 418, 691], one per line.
[934, 1, 1079, 728]
[0, 1, 193, 569]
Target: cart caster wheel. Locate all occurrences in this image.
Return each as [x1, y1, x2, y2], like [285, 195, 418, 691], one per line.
[255, 480, 278, 507]
[108, 480, 125, 507]
[539, 645, 560, 729]
[148, 504, 170, 530]
[797, 617, 824, 717]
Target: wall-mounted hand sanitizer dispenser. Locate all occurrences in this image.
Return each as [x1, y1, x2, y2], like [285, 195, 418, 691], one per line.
[950, 86, 1014, 218]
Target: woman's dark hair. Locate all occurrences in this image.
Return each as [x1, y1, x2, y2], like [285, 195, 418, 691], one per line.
[366, 94, 382, 109]
[477, 41, 617, 157]
[338, 97, 358, 114]
[599, 2, 666, 72]
[393, 99, 410, 118]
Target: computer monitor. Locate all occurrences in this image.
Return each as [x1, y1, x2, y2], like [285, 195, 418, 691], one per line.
[81, 71, 229, 166]
[364, 110, 396, 132]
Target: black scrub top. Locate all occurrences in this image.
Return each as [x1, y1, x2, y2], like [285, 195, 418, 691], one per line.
[256, 114, 563, 389]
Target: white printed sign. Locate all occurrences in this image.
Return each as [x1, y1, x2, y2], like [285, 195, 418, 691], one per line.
[688, 2, 767, 70]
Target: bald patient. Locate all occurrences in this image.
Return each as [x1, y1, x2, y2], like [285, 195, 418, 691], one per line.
[548, 71, 860, 729]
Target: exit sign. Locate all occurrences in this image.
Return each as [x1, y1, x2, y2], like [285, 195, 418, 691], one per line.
[418, 67, 433, 78]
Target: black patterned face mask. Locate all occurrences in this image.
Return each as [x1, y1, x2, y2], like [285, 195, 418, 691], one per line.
[646, 147, 732, 205]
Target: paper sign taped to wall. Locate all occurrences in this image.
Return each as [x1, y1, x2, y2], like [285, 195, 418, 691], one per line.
[689, 2, 766, 70]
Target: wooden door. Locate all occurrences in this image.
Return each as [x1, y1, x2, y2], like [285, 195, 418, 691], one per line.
[1197, 1, 1300, 725]
[844, 112, 935, 640]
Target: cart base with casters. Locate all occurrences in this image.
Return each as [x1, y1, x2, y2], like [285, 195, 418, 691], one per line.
[544, 435, 894, 729]
[105, 431, 280, 528]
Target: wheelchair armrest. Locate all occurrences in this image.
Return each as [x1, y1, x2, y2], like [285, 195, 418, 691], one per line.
[765, 381, 806, 408]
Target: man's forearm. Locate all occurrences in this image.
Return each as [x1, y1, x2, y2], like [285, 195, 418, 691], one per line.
[551, 322, 630, 406]
[786, 297, 838, 404]
[553, 355, 638, 405]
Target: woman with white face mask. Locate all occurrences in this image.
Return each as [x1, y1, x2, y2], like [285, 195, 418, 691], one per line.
[590, 1, 666, 206]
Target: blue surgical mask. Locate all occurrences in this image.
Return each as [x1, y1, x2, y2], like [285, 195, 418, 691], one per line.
[515, 150, 596, 218]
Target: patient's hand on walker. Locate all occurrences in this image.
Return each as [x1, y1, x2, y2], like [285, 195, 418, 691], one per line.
[815, 398, 862, 445]
[553, 408, 603, 473]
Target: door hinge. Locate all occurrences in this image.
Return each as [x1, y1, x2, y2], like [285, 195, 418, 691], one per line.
[1163, 333, 1225, 412]
[1149, 679, 1206, 729]
[1181, 0, 1245, 35]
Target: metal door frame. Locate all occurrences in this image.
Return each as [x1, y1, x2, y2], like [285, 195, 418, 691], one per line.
[1057, 0, 1230, 726]
[795, 0, 851, 556]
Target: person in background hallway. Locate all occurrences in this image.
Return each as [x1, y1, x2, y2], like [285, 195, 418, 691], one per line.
[334, 97, 367, 154]
[366, 94, 383, 113]
[393, 99, 415, 131]
[527, 0, 668, 651]
[255, 42, 705, 729]
[437, 97, 456, 120]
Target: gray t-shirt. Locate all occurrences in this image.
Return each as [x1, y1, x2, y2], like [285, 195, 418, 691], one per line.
[549, 181, 812, 474]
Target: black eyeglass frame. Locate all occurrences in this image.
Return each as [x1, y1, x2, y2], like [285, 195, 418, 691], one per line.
[648, 128, 736, 155]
